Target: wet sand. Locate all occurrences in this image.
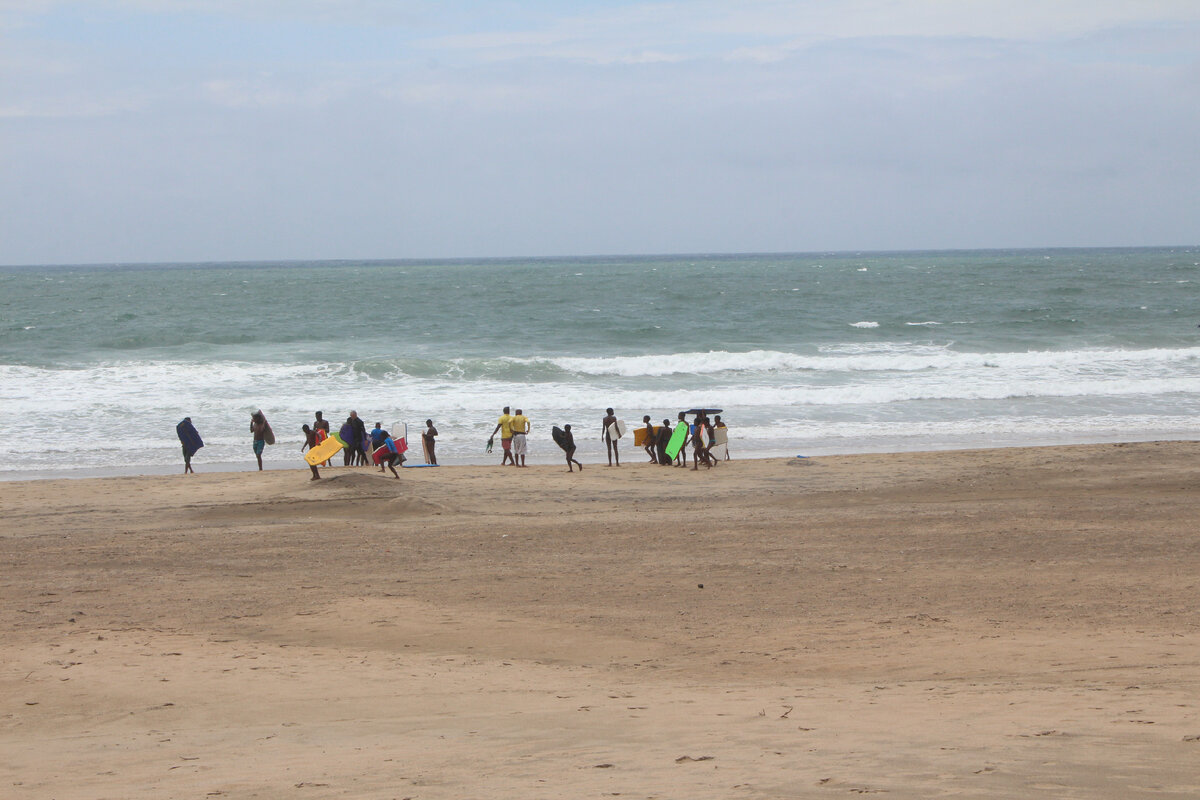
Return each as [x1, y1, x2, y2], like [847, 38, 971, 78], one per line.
[3, 442, 1199, 798]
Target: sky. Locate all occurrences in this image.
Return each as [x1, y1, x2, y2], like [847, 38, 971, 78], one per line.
[2, 1, 1199, 264]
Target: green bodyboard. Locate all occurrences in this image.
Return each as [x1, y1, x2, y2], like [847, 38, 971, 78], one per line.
[665, 423, 690, 459]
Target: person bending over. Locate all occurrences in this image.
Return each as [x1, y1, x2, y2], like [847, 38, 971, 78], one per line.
[563, 424, 583, 472]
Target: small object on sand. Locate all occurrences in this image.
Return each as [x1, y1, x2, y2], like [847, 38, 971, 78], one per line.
[697, 584, 704, 589]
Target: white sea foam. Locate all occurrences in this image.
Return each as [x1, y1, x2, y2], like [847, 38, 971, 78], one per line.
[851, 321, 879, 328]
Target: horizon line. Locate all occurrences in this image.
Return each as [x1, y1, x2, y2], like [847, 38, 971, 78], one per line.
[3, 243, 1197, 270]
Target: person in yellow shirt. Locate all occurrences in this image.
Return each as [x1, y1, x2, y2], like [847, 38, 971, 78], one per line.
[510, 408, 530, 467]
[489, 406, 515, 466]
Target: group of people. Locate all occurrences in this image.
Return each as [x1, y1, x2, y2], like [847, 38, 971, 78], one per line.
[635, 410, 728, 472]
[177, 407, 728, 476]
[299, 411, 439, 480]
[488, 406, 729, 472]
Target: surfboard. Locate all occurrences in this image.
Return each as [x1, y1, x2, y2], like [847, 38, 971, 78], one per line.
[665, 423, 690, 459]
[390, 422, 409, 454]
[709, 427, 728, 460]
[262, 419, 275, 446]
[552, 425, 569, 451]
[176, 419, 204, 458]
[606, 419, 626, 440]
[305, 435, 344, 466]
[633, 426, 660, 447]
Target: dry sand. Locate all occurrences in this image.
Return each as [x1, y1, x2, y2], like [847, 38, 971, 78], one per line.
[3, 442, 1199, 799]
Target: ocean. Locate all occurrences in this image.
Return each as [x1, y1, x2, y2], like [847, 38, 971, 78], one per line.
[2, 248, 1198, 477]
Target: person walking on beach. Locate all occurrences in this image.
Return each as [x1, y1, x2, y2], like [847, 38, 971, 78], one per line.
[674, 411, 689, 467]
[489, 406, 515, 466]
[511, 409, 530, 467]
[601, 408, 620, 467]
[713, 414, 731, 461]
[691, 412, 716, 470]
[250, 410, 269, 471]
[641, 415, 657, 464]
[176, 417, 203, 474]
[657, 419, 673, 467]
[422, 419, 439, 465]
[377, 433, 403, 478]
[300, 424, 322, 480]
[562, 424, 583, 472]
[312, 424, 331, 466]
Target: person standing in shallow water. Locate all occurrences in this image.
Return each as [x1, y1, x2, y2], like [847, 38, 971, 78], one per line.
[601, 407, 620, 466]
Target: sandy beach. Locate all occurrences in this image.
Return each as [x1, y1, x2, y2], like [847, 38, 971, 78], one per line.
[3, 442, 1199, 799]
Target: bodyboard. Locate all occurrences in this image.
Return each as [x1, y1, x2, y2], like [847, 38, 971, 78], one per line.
[391, 422, 408, 454]
[305, 436, 344, 466]
[709, 427, 728, 459]
[665, 423, 690, 459]
[551, 425, 569, 452]
[606, 419, 627, 440]
[633, 426, 660, 447]
[176, 420, 204, 458]
[263, 421, 275, 446]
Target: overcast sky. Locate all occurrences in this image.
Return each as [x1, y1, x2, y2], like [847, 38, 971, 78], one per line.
[2, 1, 1198, 264]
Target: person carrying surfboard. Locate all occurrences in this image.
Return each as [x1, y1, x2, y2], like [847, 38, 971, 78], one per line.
[673, 411, 689, 467]
[640, 415, 658, 464]
[657, 419, 674, 467]
[422, 419, 439, 466]
[250, 410, 270, 471]
[377, 435, 402, 478]
[177, 417, 202, 474]
[562, 424, 583, 472]
[691, 412, 717, 470]
[601, 408, 621, 467]
[300, 425, 322, 480]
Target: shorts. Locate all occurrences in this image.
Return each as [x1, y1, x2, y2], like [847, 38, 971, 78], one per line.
[253, 439, 265, 455]
[511, 433, 527, 456]
[501, 437, 512, 452]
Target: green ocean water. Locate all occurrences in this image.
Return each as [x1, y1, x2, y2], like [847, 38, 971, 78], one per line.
[1, 247, 1198, 474]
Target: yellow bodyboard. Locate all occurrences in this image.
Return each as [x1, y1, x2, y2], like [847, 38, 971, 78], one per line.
[305, 436, 345, 466]
[633, 426, 660, 447]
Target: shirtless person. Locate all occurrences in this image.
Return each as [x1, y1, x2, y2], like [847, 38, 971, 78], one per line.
[562, 424, 583, 472]
[250, 410, 269, 471]
[641, 415, 657, 463]
[601, 407, 620, 467]
[422, 419, 439, 465]
[674, 411, 689, 467]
